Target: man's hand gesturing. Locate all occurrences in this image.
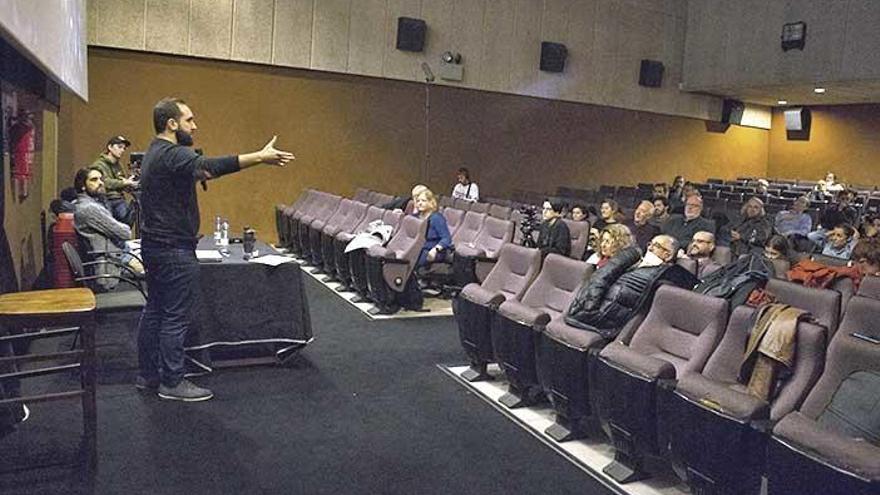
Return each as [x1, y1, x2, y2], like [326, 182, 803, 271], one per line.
[259, 136, 295, 166]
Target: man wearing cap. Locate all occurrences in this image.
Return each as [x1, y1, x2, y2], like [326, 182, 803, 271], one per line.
[90, 135, 137, 224]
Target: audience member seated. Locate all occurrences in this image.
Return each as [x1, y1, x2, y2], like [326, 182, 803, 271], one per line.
[752, 178, 769, 195]
[821, 224, 857, 261]
[680, 230, 721, 279]
[764, 234, 791, 261]
[594, 199, 623, 231]
[569, 204, 588, 222]
[815, 171, 845, 197]
[668, 175, 686, 214]
[566, 234, 695, 339]
[537, 199, 571, 259]
[450, 167, 479, 203]
[853, 237, 880, 278]
[414, 188, 452, 268]
[661, 194, 715, 249]
[652, 183, 669, 200]
[72, 167, 143, 291]
[587, 224, 633, 269]
[775, 195, 812, 237]
[649, 195, 670, 227]
[809, 189, 860, 250]
[859, 213, 880, 239]
[628, 200, 659, 249]
[730, 197, 773, 257]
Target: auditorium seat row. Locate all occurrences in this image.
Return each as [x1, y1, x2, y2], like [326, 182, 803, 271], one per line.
[275, 189, 519, 313]
[453, 245, 880, 495]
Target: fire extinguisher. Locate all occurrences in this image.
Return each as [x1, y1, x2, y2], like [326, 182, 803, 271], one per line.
[9, 111, 35, 199]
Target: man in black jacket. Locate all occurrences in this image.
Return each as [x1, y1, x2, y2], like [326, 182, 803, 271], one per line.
[537, 198, 571, 258]
[661, 194, 715, 248]
[136, 97, 294, 402]
[565, 234, 697, 338]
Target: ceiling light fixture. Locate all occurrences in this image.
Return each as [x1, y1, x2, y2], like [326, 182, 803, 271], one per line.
[814, 87, 826, 94]
[777, 99, 788, 105]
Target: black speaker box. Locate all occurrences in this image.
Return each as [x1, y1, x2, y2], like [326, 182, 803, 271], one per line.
[638, 59, 664, 87]
[540, 42, 567, 73]
[396, 17, 426, 52]
[721, 99, 745, 125]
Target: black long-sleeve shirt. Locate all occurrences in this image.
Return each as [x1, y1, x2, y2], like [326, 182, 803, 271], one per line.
[140, 138, 240, 248]
[537, 218, 571, 258]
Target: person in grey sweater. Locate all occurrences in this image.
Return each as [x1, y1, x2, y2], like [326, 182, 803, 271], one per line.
[73, 167, 143, 290]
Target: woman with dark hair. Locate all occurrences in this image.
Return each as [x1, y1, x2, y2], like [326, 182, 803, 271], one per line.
[570, 204, 589, 222]
[763, 235, 790, 261]
[594, 199, 622, 230]
[451, 167, 479, 202]
[537, 198, 571, 258]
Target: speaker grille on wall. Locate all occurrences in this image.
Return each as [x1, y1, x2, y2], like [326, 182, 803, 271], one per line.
[721, 99, 745, 125]
[396, 17, 426, 52]
[540, 42, 567, 73]
[784, 107, 811, 131]
[638, 60, 664, 87]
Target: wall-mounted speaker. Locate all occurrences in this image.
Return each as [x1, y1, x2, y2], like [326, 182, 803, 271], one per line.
[638, 59, 664, 87]
[540, 42, 567, 73]
[396, 17, 426, 52]
[784, 107, 811, 131]
[721, 98, 745, 125]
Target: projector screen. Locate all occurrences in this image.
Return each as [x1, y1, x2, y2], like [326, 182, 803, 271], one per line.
[0, 0, 88, 100]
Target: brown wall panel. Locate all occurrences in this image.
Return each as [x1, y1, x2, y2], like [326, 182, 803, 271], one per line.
[60, 48, 769, 242]
[767, 105, 880, 186]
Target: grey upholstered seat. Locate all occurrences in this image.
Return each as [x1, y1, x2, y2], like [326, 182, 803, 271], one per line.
[593, 286, 728, 483]
[766, 285, 880, 495]
[766, 278, 841, 338]
[319, 200, 368, 276]
[488, 204, 512, 220]
[442, 207, 466, 239]
[453, 244, 542, 382]
[364, 215, 428, 313]
[455, 217, 515, 283]
[492, 255, 591, 408]
[333, 205, 385, 288]
[563, 219, 591, 261]
[663, 297, 827, 494]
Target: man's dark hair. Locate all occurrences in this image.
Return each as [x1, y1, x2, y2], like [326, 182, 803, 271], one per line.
[544, 198, 566, 214]
[652, 195, 669, 208]
[153, 97, 186, 133]
[457, 167, 470, 180]
[74, 167, 100, 193]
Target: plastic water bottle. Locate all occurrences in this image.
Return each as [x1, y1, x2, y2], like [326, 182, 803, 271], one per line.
[220, 219, 229, 247]
[214, 215, 222, 244]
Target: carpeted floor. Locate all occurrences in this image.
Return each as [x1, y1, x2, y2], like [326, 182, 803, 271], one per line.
[0, 276, 614, 495]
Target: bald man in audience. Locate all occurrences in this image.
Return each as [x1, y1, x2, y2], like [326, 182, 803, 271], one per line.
[661, 194, 715, 249]
[628, 200, 660, 249]
[682, 230, 722, 279]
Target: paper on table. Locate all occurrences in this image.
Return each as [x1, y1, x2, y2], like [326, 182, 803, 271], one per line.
[248, 254, 295, 266]
[196, 250, 224, 262]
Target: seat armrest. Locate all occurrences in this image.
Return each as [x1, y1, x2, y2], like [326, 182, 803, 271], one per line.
[367, 245, 395, 259]
[675, 372, 770, 422]
[773, 411, 880, 481]
[459, 284, 506, 308]
[497, 300, 550, 329]
[456, 245, 487, 258]
[600, 341, 676, 380]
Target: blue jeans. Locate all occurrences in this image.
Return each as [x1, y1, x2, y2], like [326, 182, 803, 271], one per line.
[137, 246, 200, 387]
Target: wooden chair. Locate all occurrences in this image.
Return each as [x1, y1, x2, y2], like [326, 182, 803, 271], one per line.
[0, 288, 97, 475]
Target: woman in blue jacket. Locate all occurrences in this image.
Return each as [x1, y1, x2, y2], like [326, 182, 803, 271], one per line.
[414, 188, 452, 267]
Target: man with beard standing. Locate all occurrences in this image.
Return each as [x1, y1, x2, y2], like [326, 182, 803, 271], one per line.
[137, 97, 294, 401]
